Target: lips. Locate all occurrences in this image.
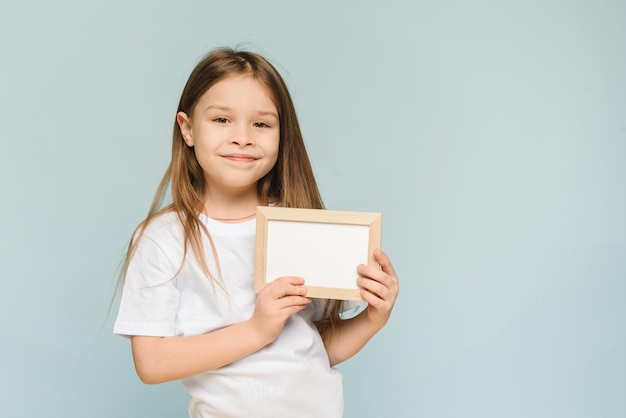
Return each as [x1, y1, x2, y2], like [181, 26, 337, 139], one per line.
[221, 153, 259, 162]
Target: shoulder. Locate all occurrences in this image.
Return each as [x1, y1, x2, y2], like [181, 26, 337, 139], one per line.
[144, 210, 182, 233]
[134, 210, 185, 248]
[126, 211, 187, 276]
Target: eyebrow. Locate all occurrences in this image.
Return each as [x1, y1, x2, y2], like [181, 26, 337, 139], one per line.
[204, 105, 278, 119]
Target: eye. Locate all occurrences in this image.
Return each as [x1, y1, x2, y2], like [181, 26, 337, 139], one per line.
[213, 117, 229, 124]
[253, 122, 270, 128]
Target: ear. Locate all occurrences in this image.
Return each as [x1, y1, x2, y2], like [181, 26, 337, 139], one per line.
[176, 111, 194, 146]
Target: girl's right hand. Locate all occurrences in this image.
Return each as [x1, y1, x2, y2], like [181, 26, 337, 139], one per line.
[250, 276, 312, 344]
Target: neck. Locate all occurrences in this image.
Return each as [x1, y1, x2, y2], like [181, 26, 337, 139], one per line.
[208, 212, 257, 222]
[203, 187, 266, 223]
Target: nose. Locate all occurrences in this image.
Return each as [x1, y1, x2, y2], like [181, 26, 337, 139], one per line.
[230, 123, 254, 147]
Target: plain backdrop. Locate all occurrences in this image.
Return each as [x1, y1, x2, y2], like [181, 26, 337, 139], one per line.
[1, 1, 624, 417]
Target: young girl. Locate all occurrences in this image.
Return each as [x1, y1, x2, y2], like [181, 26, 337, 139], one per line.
[114, 47, 399, 417]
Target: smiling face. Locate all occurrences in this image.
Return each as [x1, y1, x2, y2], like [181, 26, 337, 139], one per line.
[177, 75, 280, 201]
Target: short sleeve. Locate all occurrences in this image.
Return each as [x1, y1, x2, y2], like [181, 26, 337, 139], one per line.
[339, 300, 366, 319]
[113, 234, 181, 338]
[311, 299, 366, 321]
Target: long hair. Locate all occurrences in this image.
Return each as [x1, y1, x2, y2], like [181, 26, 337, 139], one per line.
[118, 47, 342, 339]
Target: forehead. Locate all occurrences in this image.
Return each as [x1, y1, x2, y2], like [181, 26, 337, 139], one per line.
[199, 75, 277, 110]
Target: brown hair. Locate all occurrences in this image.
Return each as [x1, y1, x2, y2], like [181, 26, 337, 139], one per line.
[119, 47, 341, 339]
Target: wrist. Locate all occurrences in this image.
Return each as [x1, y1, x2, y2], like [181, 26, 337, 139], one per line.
[364, 309, 388, 332]
[244, 318, 276, 348]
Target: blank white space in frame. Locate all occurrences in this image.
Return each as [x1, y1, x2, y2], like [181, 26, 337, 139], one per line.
[266, 220, 369, 289]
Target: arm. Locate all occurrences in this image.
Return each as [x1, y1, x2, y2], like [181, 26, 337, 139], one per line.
[322, 249, 399, 366]
[131, 276, 311, 384]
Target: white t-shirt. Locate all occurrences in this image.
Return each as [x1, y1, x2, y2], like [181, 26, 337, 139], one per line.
[114, 212, 350, 417]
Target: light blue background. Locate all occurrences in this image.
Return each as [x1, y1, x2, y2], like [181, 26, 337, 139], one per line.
[1, 1, 624, 417]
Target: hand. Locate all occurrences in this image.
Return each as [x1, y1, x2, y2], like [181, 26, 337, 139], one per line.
[250, 276, 312, 344]
[357, 249, 399, 329]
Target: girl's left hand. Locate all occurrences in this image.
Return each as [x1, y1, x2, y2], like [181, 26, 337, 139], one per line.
[356, 249, 399, 329]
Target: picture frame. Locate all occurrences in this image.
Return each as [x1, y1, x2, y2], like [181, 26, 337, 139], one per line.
[254, 206, 382, 301]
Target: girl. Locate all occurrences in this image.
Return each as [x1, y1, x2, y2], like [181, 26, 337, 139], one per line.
[114, 47, 399, 417]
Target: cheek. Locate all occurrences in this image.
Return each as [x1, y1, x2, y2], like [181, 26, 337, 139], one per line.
[265, 150, 279, 171]
[272, 145, 280, 166]
[265, 133, 280, 159]
[272, 132, 280, 156]
[265, 144, 280, 173]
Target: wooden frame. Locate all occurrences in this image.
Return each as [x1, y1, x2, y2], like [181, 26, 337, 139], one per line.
[254, 206, 382, 301]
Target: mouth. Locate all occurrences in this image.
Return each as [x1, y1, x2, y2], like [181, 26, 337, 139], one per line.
[221, 153, 259, 163]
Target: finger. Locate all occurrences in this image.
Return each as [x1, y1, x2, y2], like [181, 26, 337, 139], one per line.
[357, 276, 389, 300]
[358, 250, 399, 289]
[273, 276, 305, 286]
[282, 303, 311, 316]
[276, 295, 312, 309]
[357, 264, 397, 294]
[374, 249, 398, 279]
[360, 287, 386, 309]
[257, 276, 303, 296]
[357, 263, 387, 282]
[275, 296, 311, 311]
[266, 277, 308, 298]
